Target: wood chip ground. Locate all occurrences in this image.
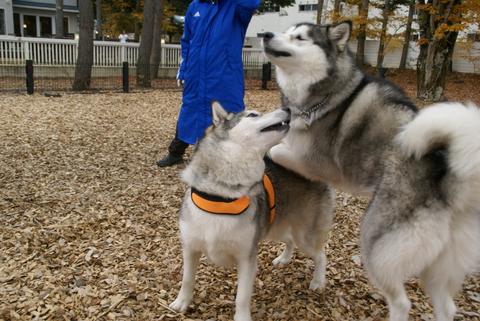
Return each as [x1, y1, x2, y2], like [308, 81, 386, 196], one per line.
[0, 88, 479, 321]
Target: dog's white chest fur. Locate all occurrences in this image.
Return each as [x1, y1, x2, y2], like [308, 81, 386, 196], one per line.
[276, 69, 312, 107]
[180, 200, 256, 266]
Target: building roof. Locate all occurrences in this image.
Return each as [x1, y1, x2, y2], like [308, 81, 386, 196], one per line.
[12, 0, 79, 13]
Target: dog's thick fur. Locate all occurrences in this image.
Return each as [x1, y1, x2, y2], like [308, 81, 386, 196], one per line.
[169, 103, 334, 321]
[263, 21, 480, 321]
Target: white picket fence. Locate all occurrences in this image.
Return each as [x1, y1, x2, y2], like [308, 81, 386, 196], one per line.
[2, 35, 478, 73]
[0, 35, 268, 68]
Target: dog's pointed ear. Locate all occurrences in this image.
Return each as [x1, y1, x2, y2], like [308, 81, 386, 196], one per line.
[328, 21, 352, 51]
[212, 101, 228, 127]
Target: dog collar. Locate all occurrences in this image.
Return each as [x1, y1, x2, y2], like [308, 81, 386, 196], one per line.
[297, 94, 331, 121]
[292, 76, 369, 128]
[191, 174, 276, 223]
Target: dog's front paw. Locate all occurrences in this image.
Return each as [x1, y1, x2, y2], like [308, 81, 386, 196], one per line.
[169, 296, 191, 313]
[308, 278, 326, 292]
[234, 311, 253, 321]
[272, 255, 291, 266]
[267, 143, 284, 161]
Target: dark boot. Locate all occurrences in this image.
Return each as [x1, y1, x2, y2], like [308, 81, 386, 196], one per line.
[156, 153, 183, 167]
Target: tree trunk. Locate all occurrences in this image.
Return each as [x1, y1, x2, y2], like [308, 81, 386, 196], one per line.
[137, 0, 156, 88]
[356, 0, 369, 66]
[416, 0, 461, 101]
[96, 0, 103, 39]
[376, 0, 391, 69]
[134, 0, 142, 42]
[316, 0, 324, 24]
[150, 0, 165, 79]
[55, 0, 64, 38]
[399, 0, 415, 69]
[333, 0, 342, 21]
[73, 0, 94, 91]
[417, 31, 458, 101]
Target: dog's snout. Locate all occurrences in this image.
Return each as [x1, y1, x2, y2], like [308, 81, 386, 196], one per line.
[282, 107, 291, 116]
[263, 32, 274, 42]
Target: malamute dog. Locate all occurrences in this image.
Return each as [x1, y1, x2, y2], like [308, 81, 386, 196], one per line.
[169, 103, 334, 321]
[263, 21, 480, 321]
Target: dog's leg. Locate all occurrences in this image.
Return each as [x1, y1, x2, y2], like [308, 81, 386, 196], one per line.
[422, 276, 457, 321]
[169, 248, 201, 313]
[234, 256, 257, 321]
[365, 246, 411, 321]
[366, 253, 411, 321]
[269, 143, 312, 179]
[272, 240, 294, 266]
[382, 284, 411, 321]
[420, 246, 469, 321]
[309, 248, 327, 291]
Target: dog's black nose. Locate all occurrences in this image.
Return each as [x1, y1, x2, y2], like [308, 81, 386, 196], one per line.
[263, 32, 274, 41]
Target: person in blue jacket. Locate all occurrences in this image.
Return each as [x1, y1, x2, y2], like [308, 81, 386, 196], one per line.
[157, 0, 261, 167]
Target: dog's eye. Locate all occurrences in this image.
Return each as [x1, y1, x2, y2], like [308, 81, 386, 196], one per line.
[246, 113, 259, 118]
[296, 35, 305, 41]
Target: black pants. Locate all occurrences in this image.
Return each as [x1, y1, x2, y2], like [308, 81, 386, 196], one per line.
[168, 134, 189, 157]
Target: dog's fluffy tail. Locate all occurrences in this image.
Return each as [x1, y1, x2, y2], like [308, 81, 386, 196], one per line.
[396, 102, 480, 212]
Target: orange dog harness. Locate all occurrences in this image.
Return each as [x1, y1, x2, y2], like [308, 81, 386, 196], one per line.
[191, 174, 276, 224]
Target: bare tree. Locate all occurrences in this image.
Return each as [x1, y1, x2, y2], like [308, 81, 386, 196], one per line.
[134, 0, 142, 42]
[96, 0, 103, 39]
[137, 0, 156, 88]
[399, 0, 415, 69]
[376, 0, 393, 69]
[151, 0, 165, 79]
[356, 0, 369, 66]
[73, 0, 94, 91]
[333, 0, 342, 21]
[55, 0, 64, 38]
[316, 0, 325, 24]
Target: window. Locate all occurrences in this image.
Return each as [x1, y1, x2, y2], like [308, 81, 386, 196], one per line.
[23, 15, 37, 37]
[40, 16, 52, 37]
[258, 3, 280, 13]
[63, 17, 69, 35]
[0, 9, 5, 35]
[14, 13, 21, 36]
[299, 4, 318, 11]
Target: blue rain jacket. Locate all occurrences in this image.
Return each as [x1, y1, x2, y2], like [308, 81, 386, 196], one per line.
[176, 0, 261, 144]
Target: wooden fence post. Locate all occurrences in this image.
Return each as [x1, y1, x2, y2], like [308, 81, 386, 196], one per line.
[261, 62, 271, 90]
[25, 59, 34, 94]
[122, 61, 129, 93]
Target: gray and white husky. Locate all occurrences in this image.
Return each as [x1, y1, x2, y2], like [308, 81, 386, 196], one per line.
[263, 21, 480, 321]
[169, 102, 334, 321]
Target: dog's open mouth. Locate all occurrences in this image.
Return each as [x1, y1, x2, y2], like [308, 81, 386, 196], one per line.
[264, 46, 292, 58]
[260, 120, 290, 132]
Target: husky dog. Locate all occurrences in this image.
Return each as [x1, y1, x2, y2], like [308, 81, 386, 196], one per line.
[263, 21, 480, 321]
[169, 103, 334, 321]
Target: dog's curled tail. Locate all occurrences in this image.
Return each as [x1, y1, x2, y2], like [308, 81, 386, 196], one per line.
[396, 102, 480, 211]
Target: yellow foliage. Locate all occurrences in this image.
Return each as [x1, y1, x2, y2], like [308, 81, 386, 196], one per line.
[418, 0, 478, 41]
[417, 37, 429, 46]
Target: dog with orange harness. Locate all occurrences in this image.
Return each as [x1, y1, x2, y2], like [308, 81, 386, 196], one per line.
[169, 102, 334, 321]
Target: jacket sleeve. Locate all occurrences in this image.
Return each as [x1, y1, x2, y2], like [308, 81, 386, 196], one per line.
[234, 0, 261, 25]
[177, 5, 193, 80]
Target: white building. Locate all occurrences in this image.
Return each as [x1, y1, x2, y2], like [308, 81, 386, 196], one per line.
[247, 0, 326, 39]
[245, 0, 413, 47]
[0, 0, 79, 38]
[245, 0, 478, 47]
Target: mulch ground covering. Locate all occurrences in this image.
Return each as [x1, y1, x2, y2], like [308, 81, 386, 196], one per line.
[367, 68, 480, 106]
[1, 77, 479, 321]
